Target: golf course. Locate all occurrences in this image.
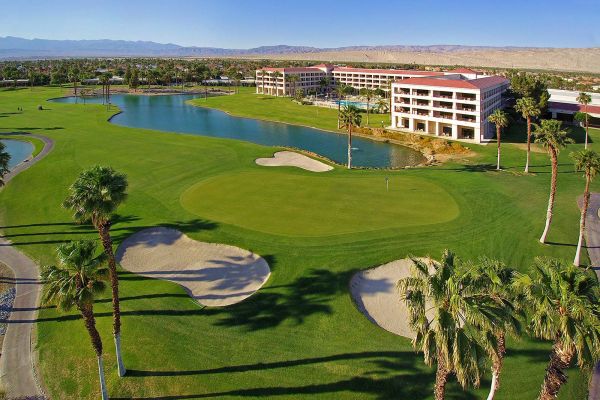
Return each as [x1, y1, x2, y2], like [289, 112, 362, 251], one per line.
[0, 86, 594, 399]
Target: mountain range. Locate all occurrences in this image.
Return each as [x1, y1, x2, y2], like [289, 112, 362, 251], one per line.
[0, 36, 553, 59]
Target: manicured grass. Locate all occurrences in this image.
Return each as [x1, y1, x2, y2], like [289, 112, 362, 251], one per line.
[191, 86, 391, 131]
[0, 86, 595, 399]
[181, 170, 459, 236]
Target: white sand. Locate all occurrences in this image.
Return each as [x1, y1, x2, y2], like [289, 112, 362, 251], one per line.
[116, 227, 270, 307]
[350, 258, 434, 339]
[256, 151, 333, 172]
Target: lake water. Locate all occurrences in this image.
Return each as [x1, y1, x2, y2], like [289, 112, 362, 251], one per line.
[52, 94, 425, 168]
[1, 139, 33, 169]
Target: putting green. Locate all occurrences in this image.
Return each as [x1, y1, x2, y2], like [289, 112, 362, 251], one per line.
[181, 170, 460, 236]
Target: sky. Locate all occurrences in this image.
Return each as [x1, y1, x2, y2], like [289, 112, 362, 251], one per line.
[1, 0, 598, 48]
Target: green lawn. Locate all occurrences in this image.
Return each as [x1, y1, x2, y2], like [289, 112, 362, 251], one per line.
[191, 86, 391, 130]
[0, 86, 595, 399]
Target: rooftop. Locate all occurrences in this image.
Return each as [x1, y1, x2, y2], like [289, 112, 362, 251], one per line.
[395, 75, 508, 90]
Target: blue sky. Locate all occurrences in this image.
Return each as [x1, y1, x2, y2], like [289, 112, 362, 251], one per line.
[1, 0, 598, 48]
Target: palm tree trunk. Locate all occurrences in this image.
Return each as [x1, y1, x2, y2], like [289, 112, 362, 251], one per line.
[487, 332, 506, 400]
[574, 175, 591, 266]
[525, 117, 531, 173]
[496, 126, 502, 170]
[97, 221, 126, 377]
[434, 357, 450, 400]
[539, 341, 574, 400]
[366, 99, 370, 125]
[337, 96, 342, 129]
[585, 114, 589, 149]
[347, 125, 353, 169]
[79, 303, 108, 400]
[540, 149, 558, 243]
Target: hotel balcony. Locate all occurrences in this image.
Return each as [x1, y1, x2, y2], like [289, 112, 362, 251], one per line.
[434, 111, 454, 120]
[457, 114, 476, 123]
[458, 104, 477, 112]
[394, 106, 411, 113]
[395, 88, 411, 95]
[412, 109, 430, 116]
[434, 91, 454, 99]
[434, 101, 453, 109]
[413, 100, 430, 106]
[456, 93, 477, 101]
[414, 90, 430, 97]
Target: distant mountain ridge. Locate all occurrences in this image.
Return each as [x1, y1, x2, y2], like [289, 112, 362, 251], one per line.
[0, 36, 577, 59]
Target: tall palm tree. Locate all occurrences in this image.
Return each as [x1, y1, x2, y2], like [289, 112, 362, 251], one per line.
[577, 92, 592, 149]
[0, 142, 11, 187]
[461, 258, 523, 400]
[361, 88, 374, 125]
[63, 165, 128, 377]
[41, 240, 110, 400]
[488, 109, 509, 170]
[260, 69, 267, 95]
[272, 71, 282, 96]
[287, 74, 299, 97]
[335, 84, 347, 129]
[398, 250, 504, 400]
[339, 105, 362, 169]
[571, 149, 600, 266]
[534, 120, 574, 243]
[513, 258, 600, 400]
[515, 97, 541, 173]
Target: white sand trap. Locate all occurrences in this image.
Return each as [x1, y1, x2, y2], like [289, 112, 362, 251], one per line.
[116, 227, 270, 307]
[256, 151, 333, 172]
[350, 258, 434, 339]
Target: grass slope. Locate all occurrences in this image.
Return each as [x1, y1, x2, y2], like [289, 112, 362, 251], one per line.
[0, 86, 595, 399]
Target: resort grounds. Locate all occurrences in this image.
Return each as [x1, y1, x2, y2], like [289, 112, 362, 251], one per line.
[0, 85, 596, 399]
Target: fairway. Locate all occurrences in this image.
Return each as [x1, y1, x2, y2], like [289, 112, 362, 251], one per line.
[0, 87, 594, 400]
[181, 171, 459, 236]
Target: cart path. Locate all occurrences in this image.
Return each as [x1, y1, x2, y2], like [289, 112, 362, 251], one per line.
[0, 133, 52, 399]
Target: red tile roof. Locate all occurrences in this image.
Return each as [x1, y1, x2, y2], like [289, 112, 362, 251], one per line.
[548, 101, 600, 114]
[259, 67, 325, 73]
[332, 67, 445, 76]
[395, 75, 508, 90]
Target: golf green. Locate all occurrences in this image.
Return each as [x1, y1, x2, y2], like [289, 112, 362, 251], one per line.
[180, 171, 459, 236]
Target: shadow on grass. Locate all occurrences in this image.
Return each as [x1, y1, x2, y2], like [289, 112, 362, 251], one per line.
[29, 267, 349, 328]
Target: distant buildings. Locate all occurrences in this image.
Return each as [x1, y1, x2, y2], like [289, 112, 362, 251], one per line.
[548, 89, 600, 127]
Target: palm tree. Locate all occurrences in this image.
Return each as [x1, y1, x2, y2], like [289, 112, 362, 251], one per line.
[398, 250, 504, 400]
[272, 71, 282, 96]
[535, 120, 574, 243]
[376, 98, 389, 115]
[577, 92, 592, 149]
[461, 258, 523, 400]
[260, 69, 267, 95]
[515, 97, 541, 173]
[571, 149, 600, 266]
[335, 85, 347, 129]
[488, 109, 509, 170]
[339, 105, 362, 169]
[63, 165, 128, 377]
[360, 88, 374, 125]
[41, 240, 110, 400]
[513, 258, 600, 400]
[0, 142, 11, 187]
[287, 74, 299, 97]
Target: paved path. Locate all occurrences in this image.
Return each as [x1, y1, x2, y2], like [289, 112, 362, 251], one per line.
[580, 193, 600, 400]
[0, 133, 53, 399]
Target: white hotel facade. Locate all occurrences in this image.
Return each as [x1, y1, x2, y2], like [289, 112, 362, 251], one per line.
[256, 65, 509, 143]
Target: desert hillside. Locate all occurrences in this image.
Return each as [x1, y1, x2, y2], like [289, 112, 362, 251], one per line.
[240, 47, 600, 73]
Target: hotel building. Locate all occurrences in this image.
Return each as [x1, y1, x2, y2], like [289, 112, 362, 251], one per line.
[390, 72, 509, 143]
[256, 64, 509, 143]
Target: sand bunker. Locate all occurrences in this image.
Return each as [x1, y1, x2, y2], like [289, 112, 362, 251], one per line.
[256, 151, 333, 172]
[116, 227, 270, 307]
[350, 258, 433, 339]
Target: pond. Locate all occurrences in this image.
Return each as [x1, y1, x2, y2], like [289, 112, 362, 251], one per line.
[52, 94, 425, 168]
[1, 139, 33, 169]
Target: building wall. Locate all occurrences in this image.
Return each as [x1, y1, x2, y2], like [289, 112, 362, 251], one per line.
[390, 81, 508, 143]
